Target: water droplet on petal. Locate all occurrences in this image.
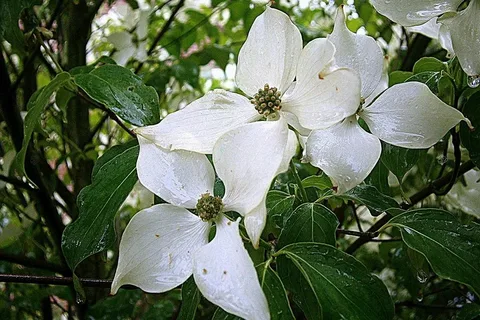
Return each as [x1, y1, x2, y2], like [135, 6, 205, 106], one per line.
[467, 75, 480, 88]
[416, 270, 429, 284]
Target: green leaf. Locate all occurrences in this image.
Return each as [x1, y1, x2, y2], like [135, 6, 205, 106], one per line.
[413, 57, 447, 74]
[74, 64, 160, 126]
[211, 308, 242, 320]
[277, 243, 394, 320]
[341, 185, 398, 216]
[256, 263, 295, 320]
[386, 209, 480, 295]
[178, 277, 200, 320]
[277, 258, 321, 320]
[301, 175, 333, 190]
[389, 71, 412, 86]
[14, 72, 72, 179]
[0, 0, 41, 52]
[278, 203, 338, 248]
[406, 71, 441, 94]
[266, 190, 295, 228]
[365, 161, 391, 195]
[457, 303, 480, 320]
[460, 91, 480, 168]
[381, 142, 425, 181]
[61, 140, 139, 271]
[171, 60, 200, 88]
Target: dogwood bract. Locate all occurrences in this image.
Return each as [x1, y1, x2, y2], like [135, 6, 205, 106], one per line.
[370, 0, 480, 80]
[136, 5, 360, 163]
[111, 119, 298, 320]
[304, 7, 467, 193]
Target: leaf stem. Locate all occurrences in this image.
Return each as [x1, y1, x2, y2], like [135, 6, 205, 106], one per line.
[34, 30, 64, 73]
[290, 161, 308, 203]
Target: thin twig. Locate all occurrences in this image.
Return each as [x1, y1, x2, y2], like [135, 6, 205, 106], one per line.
[346, 160, 475, 254]
[135, 0, 185, 73]
[0, 252, 70, 275]
[0, 273, 137, 289]
[0, 174, 35, 191]
[290, 161, 308, 203]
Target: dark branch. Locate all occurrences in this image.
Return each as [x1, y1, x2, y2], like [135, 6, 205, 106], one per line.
[0, 174, 35, 191]
[346, 160, 476, 254]
[0, 251, 70, 275]
[0, 273, 136, 289]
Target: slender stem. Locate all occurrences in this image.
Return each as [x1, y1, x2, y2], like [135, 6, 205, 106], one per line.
[336, 229, 379, 238]
[0, 174, 35, 191]
[290, 161, 308, 203]
[0, 251, 69, 275]
[346, 160, 475, 254]
[0, 274, 138, 289]
[35, 31, 63, 73]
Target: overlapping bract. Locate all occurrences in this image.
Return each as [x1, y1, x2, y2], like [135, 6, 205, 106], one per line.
[370, 0, 480, 77]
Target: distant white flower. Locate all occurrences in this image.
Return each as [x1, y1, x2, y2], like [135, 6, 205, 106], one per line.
[107, 4, 150, 66]
[370, 0, 480, 79]
[305, 7, 467, 193]
[446, 169, 480, 218]
[112, 120, 291, 320]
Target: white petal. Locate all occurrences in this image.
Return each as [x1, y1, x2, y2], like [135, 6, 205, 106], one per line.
[441, 0, 480, 76]
[282, 66, 361, 130]
[193, 217, 270, 320]
[446, 170, 480, 219]
[369, 0, 464, 26]
[112, 47, 136, 66]
[294, 38, 336, 87]
[236, 7, 302, 96]
[244, 197, 267, 249]
[111, 204, 210, 294]
[136, 10, 150, 40]
[364, 69, 388, 107]
[407, 17, 441, 39]
[306, 117, 382, 193]
[277, 129, 299, 175]
[360, 82, 466, 148]
[214, 119, 289, 215]
[281, 111, 311, 136]
[107, 31, 133, 50]
[438, 24, 454, 58]
[328, 7, 384, 99]
[137, 136, 215, 208]
[136, 90, 260, 154]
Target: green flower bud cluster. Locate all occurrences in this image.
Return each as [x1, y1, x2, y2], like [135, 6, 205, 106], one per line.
[251, 84, 282, 116]
[196, 193, 223, 222]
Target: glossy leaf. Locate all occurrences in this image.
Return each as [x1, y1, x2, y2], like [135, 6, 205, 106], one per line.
[62, 140, 139, 271]
[211, 308, 242, 320]
[0, 0, 41, 52]
[386, 209, 480, 295]
[413, 57, 447, 74]
[460, 91, 480, 168]
[256, 263, 295, 320]
[178, 277, 200, 320]
[277, 243, 394, 320]
[266, 190, 295, 227]
[406, 71, 441, 94]
[15, 72, 72, 179]
[301, 175, 333, 190]
[381, 142, 425, 181]
[277, 256, 321, 320]
[278, 203, 338, 248]
[341, 185, 398, 216]
[74, 64, 160, 126]
[365, 160, 391, 195]
[388, 71, 412, 86]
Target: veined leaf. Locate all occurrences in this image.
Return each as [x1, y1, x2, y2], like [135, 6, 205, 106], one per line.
[178, 277, 200, 320]
[277, 243, 394, 320]
[74, 64, 160, 126]
[278, 203, 338, 248]
[386, 209, 480, 295]
[256, 263, 295, 320]
[15, 72, 72, 180]
[266, 190, 295, 228]
[62, 140, 139, 271]
[381, 142, 426, 181]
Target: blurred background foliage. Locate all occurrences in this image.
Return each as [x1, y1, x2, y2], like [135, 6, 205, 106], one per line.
[0, 0, 479, 319]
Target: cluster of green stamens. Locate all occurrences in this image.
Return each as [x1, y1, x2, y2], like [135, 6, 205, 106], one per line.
[251, 84, 282, 116]
[196, 193, 223, 221]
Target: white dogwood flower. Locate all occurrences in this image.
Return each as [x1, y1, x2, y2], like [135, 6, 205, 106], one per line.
[111, 119, 294, 320]
[305, 7, 467, 193]
[107, 5, 149, 66]
[136, 6, 360, 156]
[370, 0, 480, 81]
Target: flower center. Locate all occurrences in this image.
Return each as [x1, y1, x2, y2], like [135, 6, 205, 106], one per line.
[251, 84, 282, 116]
[196, 193, 223, 222]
